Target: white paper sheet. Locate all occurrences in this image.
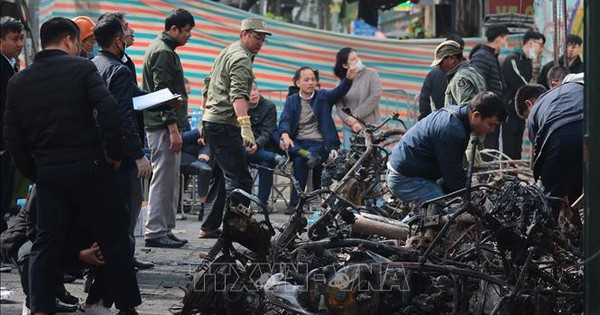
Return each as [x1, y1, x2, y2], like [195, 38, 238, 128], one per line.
[133, 88, 180, 110]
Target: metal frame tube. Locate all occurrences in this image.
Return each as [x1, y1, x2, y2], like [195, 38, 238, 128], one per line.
[584, 0, 600, 314]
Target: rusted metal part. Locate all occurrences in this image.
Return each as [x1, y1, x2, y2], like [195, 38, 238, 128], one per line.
[351, 213, 409, 241]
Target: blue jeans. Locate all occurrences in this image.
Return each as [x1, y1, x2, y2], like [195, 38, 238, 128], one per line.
[341, 127, 354, 150]
[246, 149, 276, 205]
[288, 139, 328, 207]
[386, 170, 444, 204]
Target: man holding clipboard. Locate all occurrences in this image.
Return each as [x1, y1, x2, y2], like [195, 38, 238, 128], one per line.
[141, 8, 195, 248]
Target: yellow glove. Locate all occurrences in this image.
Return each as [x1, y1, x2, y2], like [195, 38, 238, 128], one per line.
[237, 116, 255, 147]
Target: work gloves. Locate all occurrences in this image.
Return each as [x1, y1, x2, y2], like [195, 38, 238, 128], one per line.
[237, 116, 256, 147]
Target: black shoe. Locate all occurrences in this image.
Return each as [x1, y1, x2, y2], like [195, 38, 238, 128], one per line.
[133, 259, 155, 270]
[62, 273, 77, 283]
[274, 154, 287, 169]
[57, 289, 79, 305]
[55, 298, 78, 313]
[145, 236, 184, 248]
[284, 205, 296, 215]
[117, 309, 139, 315]
[166, 232, 188, 244]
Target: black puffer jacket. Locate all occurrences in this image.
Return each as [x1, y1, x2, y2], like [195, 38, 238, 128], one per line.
[248, 96, 277, 151]
[469, 44, 505, 97]
[418, 67, 447, 120]
[3, 50, 124, 181]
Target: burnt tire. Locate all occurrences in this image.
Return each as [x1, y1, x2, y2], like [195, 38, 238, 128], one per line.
[180, 256, 235, 315]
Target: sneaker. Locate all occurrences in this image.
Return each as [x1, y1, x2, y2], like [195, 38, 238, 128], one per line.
[21, 301, 30, 315]
[274, 154, 287, 169]
[56, 297, 78, 313]
[117, 309, 139, 315]
[58, 289, 79, 305]
[0, 263, 11, 272]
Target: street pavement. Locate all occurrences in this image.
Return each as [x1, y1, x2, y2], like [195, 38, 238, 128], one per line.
[0, 205, 293, 315]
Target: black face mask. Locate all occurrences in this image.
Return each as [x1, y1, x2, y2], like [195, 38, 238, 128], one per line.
[115, 37, 127, 58]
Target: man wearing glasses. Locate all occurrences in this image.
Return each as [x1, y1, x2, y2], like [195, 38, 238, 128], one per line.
[199, 18, 271, 238]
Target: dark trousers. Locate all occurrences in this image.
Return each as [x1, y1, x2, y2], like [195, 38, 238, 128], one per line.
[501, 112, 526, 160]
[538, 122, 583, 215]
[29, 159, 140, 313]
[129, 171, 143, 250]
[114, 160, 135, 254]
[202, 122, 253, 229]
[0, 152, 16, 232]
[288, 139, 328, 206]
[201, 163, 226, 230]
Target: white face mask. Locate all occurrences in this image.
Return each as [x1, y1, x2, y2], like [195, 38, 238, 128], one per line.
[527, 46, 537, 59]
[354, 59, 365, 72]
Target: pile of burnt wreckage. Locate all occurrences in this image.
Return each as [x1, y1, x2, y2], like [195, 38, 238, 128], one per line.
[172, 114, 584, 315]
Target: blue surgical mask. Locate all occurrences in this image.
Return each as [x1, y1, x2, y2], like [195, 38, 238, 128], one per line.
[87, 43, 99, 60]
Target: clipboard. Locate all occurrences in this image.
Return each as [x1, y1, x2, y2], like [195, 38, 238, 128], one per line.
[133, 88, 180, 110]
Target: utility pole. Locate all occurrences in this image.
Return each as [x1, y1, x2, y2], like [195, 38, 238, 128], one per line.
[584, 0, 600, 314]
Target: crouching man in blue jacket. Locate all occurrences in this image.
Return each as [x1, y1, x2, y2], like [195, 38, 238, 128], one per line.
[387, 92, 507, 203]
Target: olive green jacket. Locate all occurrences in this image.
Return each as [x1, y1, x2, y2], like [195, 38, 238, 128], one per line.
[142, 32, 188, 130]
[444, 60, 486, 106]
[202, 40, 255, 127]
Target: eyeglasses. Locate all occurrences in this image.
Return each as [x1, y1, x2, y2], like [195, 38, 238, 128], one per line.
[248, 31, 267, 43]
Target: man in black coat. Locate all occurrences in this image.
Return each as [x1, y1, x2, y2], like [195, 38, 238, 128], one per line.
[501, 30, 546, 159]
[246, 81, 285, 207]
[418, 35, 465, 120]
[538, 34, 585, 89]
[3, 17, 140, 315]
[0, 16, 24, 233]
[92, 15, 157, 272]
[470, 24, 509, 151]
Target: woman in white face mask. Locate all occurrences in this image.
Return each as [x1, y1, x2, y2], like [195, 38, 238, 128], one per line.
[333, 47, 382, 149]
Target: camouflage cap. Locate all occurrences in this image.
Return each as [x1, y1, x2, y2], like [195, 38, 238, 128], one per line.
[240, 17, 272, 35]
[430, 40, 462, 67]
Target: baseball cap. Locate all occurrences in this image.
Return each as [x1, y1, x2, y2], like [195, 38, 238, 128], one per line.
[72, 16, 96, 40]
[240, 17, 271, 36]
[430, 40, 462, 67]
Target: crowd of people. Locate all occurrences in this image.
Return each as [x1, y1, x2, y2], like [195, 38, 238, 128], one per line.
[0, 8, 585, 315]
[403, 25, 584, 220]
